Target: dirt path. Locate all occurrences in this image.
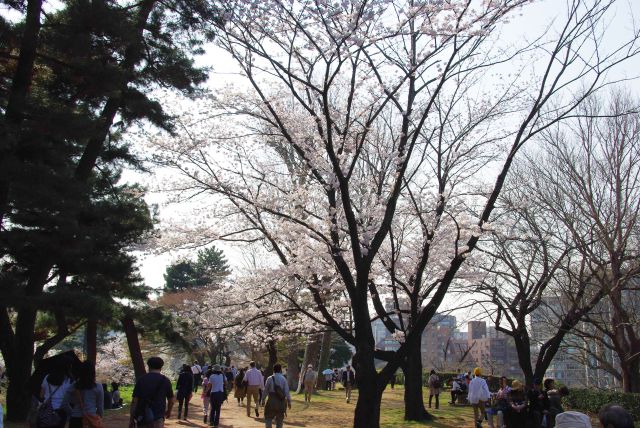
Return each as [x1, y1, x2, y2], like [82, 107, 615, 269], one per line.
[104, 391, 358, 428]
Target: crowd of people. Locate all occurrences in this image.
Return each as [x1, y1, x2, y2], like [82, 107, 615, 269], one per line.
[426, 366, 636, 428]
[125, 358, 358, 428]
[8, 356, 636, 428]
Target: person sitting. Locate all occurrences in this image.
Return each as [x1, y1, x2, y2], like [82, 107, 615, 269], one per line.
[598, 404, 634, 428]
[111, 382, 123, 408]
[102, 383, 113, 410]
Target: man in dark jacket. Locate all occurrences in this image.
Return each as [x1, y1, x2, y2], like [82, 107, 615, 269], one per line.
[342, 366, 355, 404]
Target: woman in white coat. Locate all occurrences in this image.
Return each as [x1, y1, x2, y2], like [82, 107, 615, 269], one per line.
[467, 367, 491, 428]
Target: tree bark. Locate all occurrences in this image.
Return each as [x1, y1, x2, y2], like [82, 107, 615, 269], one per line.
[5, 307, 37, 421]
[513, 332, 534, 386]
[352, 346, 384, 428]
[316, 330, 333, 389]
[296, 333, 322, 393]
[265, 339, 278, 378]
[122, 316, 146, 379]
[4, 263, 50, 421]
[85, 319, 98, 364]
[285, 337, 301, 390]
[620, 356, 640, 393]
[402, 337, 430, 421]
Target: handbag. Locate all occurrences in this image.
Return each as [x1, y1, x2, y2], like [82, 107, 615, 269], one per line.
[76, 388, 104, 428]
[37, 383, 63, 427]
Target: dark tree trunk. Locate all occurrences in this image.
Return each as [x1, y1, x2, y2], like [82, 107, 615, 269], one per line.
[5, 263, 50, 422]
[402, 339, 431, 421]
[265, 339, 278, 378]
[224, 353, 231, 367]
[85, 319, 97, 364]
[5, 307, 37, 421]
[285, 337, 301, 390]
[621, 357, 640, 393]
[352, 346, 383, 428]
[513, 333, 534, 386]
[296, 333, 322, 393]
[316, 330, 332, 389]
[122, 316, 146, 379]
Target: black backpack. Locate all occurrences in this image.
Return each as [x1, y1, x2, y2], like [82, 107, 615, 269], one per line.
[134, 376, 165, 425]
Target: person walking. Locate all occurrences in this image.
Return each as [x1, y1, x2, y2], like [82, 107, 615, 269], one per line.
[191, 361, 203, 393]
[323, 370, 333, 390]
[449, 378, 463, 405]
[225, 367, 235, 392]
[428, 369, 441, 409]
[301, 364, 317, 403]
[264, 364, 292, 428]
[61, 361, 104, 428]
[176, 364, 194, 420]
[244, 361, 264, 417]
[129, 357, 174, 428]
[342, 366, 355, 404]
[234, 368, 247, 405]
[205, 365, 226, 428]
[467, 367, 491, 428]
[39, 360, 73, 428]
[201, 369, 212, 424]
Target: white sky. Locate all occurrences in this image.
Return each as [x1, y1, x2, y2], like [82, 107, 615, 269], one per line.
[133, 0, 640, 323]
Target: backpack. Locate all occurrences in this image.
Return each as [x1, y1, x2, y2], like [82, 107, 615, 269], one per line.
[37, 383, 63, 428]
[133, 376, 166, 425]
[270, 376, 286, 401]
[432, 376, 442, 389]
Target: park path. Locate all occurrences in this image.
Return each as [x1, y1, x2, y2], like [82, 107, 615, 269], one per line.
[101, 397, 338, 428]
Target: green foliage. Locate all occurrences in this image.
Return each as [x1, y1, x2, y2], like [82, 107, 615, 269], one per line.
[328, 335, 353, 368]
[0, 0, 222, 316]
[564, 388, 640, 422]
[164, 246, 230, 291]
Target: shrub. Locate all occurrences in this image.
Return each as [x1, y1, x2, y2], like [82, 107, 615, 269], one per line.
[564, 388, 640, 422]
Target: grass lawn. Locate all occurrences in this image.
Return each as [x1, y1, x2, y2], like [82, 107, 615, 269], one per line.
[263, 386, 477, 427]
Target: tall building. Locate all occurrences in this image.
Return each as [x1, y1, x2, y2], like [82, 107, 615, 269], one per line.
[371, 304, 522, 377]
[455, 321, 521, 378]
[421, 313, 457, 369]
[529, 296, 621, 388]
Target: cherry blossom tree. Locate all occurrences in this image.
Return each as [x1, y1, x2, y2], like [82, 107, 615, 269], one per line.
[149, 1, 640, 425]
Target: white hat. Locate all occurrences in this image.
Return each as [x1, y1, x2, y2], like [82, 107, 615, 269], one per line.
[307, 364, 313, 368]
[555, 411, 592, 428]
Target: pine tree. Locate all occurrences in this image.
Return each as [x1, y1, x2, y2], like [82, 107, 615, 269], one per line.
[0, 0, 221, 420]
